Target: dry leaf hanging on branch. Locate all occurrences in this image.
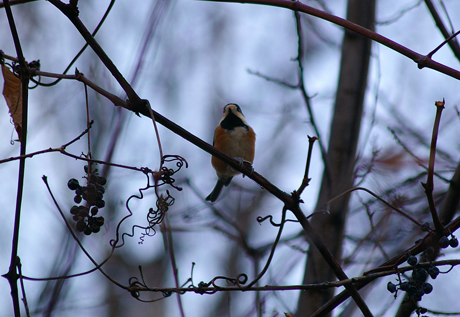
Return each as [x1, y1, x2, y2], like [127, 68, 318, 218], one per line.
[1, 64, 22, 141]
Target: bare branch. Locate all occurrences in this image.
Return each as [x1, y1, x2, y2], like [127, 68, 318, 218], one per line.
[204, 0, 460, 80]
[422, 100, 446, 234]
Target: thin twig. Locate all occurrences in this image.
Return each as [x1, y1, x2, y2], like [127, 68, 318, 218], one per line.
[161, 216, 186, 317]
[295, 136, 318, 196]
[388, 128, 450, 183]
[427, 30, 460, 58]
[342, 210, 392, 265]
[31, 70, 128, 108]
[146, 101, 164, 168]
[424, 0, 460, 62]
[187, 179, 253, 251]
[17, 259, 30, 317]
[294, 12, 331, 185]
[376, 0, 423, 25]
[236, 207, 288, 290]
[83, 83, 93, 181]
[247, 69, 298, 88]
[0, 121, 93, 165]
[0, 51, 19, 62]
[422, 100, 446, 234]
[326, 187, 422, 227]
[359, 196, 390, 261]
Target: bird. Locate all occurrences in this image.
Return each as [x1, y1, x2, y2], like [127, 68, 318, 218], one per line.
[206, 103, 256, 202]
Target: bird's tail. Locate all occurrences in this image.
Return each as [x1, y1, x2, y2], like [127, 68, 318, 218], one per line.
[205, 177, 233, 202]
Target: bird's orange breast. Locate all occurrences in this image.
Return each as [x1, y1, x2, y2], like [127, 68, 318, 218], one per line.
[211, 125, 255, 178]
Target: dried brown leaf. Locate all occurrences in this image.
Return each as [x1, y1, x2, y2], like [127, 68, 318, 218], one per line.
[2, 64, 22, 141]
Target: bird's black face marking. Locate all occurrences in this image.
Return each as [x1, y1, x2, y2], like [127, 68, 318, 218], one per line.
[220, 106, 248, 131]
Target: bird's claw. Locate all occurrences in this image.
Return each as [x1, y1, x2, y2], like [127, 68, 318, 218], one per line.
[231, 157, 254, 176]
[234, 157, 244, 168]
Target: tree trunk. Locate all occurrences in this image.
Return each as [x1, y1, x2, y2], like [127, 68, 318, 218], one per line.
[296, 0, 375, 315]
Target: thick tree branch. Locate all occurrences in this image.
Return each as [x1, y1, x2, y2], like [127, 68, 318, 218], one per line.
[0, 0, 37, 8]
[48, 0, 143, 110]
[2, 1, 29, 316]
[424, 0, 460, 62]
[205, 0, 460, 80]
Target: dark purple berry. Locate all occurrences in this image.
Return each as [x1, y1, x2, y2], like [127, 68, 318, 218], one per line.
[90, 174, 98, 183]
[96, 199, 105, 208]
[90, 220, 101, 233]
[439, 236, 449, 248]
[83, 226, 92, 235]
[407, 285, 417, 295]
[449, 237, 459, 248]
[428, 266, 440, 279]
[74, 195, 82, 204]
[412, 293, 422, 301]
[413, 268, 428, 281]
[76, 220, 86, 232]
[91, 206, 99, 215]
[421, 282, 433, 294]
[399, 282, 410, 291]
[91, 225, 100, 233]
[78, 209, 88, 218]
[97, 176, 107, 186]
[87, 183, 97, 194]
[68, 178, 80, 190]
[416, 288, 425, 297]
[75, 187, 83, 196]
[96, 184, 105, 193]
[407, 256, 417, 266]
[96, 216, 104, 225]
[95, 216, 104, 226]
[387, 281, 397, 293]
[70, 205, 79, 215]
[84, 165, 89, 174]
[85, 185, 97, 202]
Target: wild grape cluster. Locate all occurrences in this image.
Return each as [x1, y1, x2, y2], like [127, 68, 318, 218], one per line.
[386, 230, 458, 306]
[68, 164, 106, 235]
[387, 255, 439, 302]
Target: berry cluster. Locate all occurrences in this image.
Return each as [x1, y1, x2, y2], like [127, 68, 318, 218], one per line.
[387, 255, 440, 302]
[68, 164, 106, 235]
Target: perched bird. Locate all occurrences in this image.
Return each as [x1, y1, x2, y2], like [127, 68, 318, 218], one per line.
[206, 103, 256, 202]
